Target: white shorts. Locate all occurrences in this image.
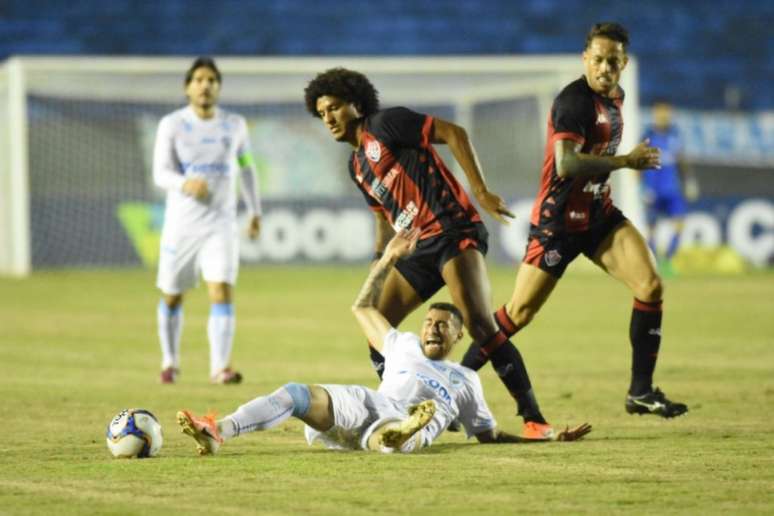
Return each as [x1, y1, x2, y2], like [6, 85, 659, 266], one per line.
[156, 225, 238, 295]
[304, 384, 407, 451]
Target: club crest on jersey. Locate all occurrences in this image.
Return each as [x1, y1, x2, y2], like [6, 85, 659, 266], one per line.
[448, 370, 465, 389]
[365, 141, 382, 162]
[221, 136, 231, 149]
[596, 112, 609, 125]
[545, 249, 562, 267]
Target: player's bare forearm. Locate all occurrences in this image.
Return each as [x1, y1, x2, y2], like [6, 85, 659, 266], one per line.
[558, 151, 628, 178]
[432, 118, 514, 222]
[556, 139, 660, 178]
[475, 429, 534, 444]
[476, 423, 592, 444]
[432, 119, 488, 193]
[355, 228, 420, 309]
[351, 230, 419, 351]
[353, 253, 399, 309]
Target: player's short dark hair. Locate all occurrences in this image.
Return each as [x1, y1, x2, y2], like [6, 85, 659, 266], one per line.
[185, 57, 221, 85]
[428, 302, 464, 327]
[304, 67, 380, 118]
[585, 22, 629, 51]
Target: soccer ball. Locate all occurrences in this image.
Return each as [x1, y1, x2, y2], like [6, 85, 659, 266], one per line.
[106, 409, 163, 458]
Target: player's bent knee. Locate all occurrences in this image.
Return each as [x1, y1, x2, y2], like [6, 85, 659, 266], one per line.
[466, 314, 498, 342]
[635, 275, 663, 302]
[283, 383, 311, 417]
[163, 294, 183, 308]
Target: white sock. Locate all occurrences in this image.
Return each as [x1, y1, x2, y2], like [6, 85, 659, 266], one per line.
[219, 384, 310, 439]
[208, 303, 235, 376]
[157, 301, 183, 369]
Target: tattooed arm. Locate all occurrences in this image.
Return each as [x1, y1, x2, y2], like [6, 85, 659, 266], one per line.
[351, 228, 419, 351]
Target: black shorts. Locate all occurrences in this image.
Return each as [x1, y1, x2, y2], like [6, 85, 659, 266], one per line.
[395, 223, 489, 301]
[523, 208, 627, 279]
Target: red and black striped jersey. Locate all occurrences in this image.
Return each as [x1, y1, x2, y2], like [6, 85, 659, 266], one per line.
[530, 77, 625, 234]
[349, 107, 482, 240]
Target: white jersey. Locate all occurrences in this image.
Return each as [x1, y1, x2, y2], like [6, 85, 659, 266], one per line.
[153, 106, 260, 235]
[379, 328, 496, 441]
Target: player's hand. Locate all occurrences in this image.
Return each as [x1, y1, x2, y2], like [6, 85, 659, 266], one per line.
[182, 178, 210, 200]
[475, 189, 515, 224]
[247, 215, 261, 240]
[384, 228, 420, 260]
[625, 139, 661, 170]
[554, 423, 592, 442]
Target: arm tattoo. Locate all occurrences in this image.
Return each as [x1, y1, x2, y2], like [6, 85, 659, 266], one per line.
[353, 256, 396, 308]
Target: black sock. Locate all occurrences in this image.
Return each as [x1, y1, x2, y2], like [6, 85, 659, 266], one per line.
[483, 332, 546, 424]
[460, 343, 488, 371]
[369, 345, 385, 380]
[629, 299, 663, 396]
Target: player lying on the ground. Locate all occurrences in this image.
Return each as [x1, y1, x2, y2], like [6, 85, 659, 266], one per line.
[177, 229, 591, 454]
[305, 67, 552, 440]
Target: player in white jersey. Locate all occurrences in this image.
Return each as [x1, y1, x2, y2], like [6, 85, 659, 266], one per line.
[177, 229, 591, 454]
[153, 57, 262, 385]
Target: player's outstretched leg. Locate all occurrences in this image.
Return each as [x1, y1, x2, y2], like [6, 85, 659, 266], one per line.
[367, 400, 436, 453]
[177, 410, 224, 455]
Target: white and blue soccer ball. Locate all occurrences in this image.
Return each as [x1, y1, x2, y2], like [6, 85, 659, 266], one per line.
[106, 409, 163, 458]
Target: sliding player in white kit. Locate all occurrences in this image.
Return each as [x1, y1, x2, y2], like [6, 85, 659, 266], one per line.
[177, 229, 591, 454]
[154, 57, 262, 385]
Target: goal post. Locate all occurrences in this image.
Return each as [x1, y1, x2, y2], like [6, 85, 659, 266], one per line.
[0, 55, 641, 276]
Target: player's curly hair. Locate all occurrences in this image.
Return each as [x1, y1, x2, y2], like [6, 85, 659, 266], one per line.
[585, 22, 629, 51]
[304, 68, 380, 118]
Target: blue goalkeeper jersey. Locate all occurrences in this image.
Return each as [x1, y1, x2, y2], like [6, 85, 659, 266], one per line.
[641, 125, 683, 197]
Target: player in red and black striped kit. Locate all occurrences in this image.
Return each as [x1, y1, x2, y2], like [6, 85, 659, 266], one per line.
[305, 68, 554, 438]
[493, 22, 687, 418]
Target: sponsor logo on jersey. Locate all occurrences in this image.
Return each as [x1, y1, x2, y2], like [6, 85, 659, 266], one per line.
[366, 140, 381, 162]
[371, 177, 388, 201]
[369, 168, 401, 201]
[568, 210, 587, 221]
[414, 371, 452, 405]
[394, 201, 418, 230]
[383, 167, 400, 188]
[545, 249, 562, 267]
[582, 181, 610, 199]
[181, 161, 229, 175]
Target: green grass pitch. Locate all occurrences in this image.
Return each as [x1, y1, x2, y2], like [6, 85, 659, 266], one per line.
[1, 264, 773, 515]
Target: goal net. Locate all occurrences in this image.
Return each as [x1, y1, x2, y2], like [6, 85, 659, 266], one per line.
[0, 56, 641, 275]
